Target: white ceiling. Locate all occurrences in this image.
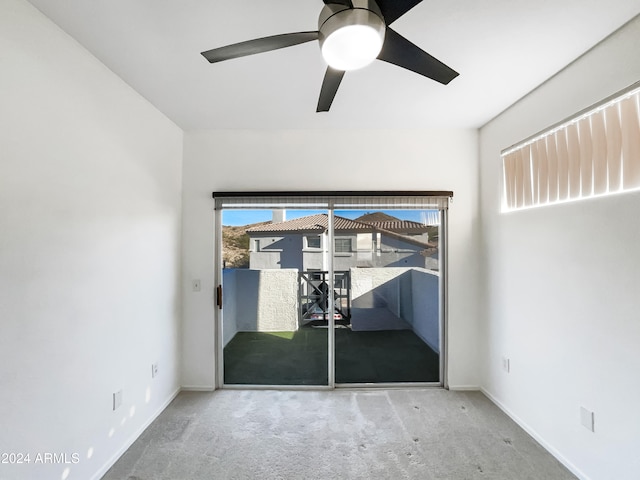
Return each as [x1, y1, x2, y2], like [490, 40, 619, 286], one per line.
[26, 0, 640, 130]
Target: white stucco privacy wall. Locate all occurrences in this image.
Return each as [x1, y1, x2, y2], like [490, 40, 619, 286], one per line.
[351, 267, 408, 313]
[479, 15, 640, 480]
[223, 269, 299, 341]
[182, 128, 479, 390]
[352, 267, 439, 352]
[0, 1, 184, 479]
[222, 269, 239, 347]
[410, 269, 440, 352]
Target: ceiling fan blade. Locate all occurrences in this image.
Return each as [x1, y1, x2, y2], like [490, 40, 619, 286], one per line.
[317, 67, 345, 112]
[377, 28, 459, 85]
[323, 0, 353, 7]
[375, 0, 423, 25]
[201, 31, 319, 63]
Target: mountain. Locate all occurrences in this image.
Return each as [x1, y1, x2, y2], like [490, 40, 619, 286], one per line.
[222, 221, 269, 268]
[354, 212, 401, 223]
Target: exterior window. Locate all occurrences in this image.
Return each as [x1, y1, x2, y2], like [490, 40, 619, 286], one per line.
[334, 238, 351, 253]
[308, 269, 323, 281]
[253, 239, 260, 252]
[306, 235, 321, 249]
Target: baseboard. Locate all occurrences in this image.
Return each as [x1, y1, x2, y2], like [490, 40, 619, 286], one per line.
[91, 386, 181, 480]
[448, 385, 480, 391]
[481, 388, 590, 480]
[181, 385, 216, 392]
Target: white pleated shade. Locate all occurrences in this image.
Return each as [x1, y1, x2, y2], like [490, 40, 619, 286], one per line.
[556, 128, 569, 201]
[501, 84, 640, 211]
[578, 116, 593, 198]
[536, 137, 549, 204]
[621, 95, 640, 190]
[546, 134, 559, 203]
[591, 110, 608, 195]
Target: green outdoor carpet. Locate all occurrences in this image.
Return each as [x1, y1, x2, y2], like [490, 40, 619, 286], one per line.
[224, 328, 439, 385]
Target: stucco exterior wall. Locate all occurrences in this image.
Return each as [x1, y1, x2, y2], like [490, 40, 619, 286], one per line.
[222, 269, 238, 347]
[251, 232, 429, 270]
[250, 234, 304, 269]
[410, 269, 440, 352]
[351, 267, 408, 313]
[352, 267, 440, 351]
[225, 269, 299, 336]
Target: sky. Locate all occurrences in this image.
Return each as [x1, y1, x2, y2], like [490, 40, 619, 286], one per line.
[222, 209, 438, 226]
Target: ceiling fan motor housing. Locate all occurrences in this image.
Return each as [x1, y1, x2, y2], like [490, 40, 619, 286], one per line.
[318, 0, 386, 71]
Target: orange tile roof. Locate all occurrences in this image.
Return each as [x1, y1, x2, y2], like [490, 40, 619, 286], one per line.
[247, 214, 371, 233]
[247, 214, 429, 233]
[246, 214, 435, 249]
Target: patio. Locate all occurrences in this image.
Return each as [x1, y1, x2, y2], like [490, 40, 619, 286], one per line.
[223, 326, 439, 385]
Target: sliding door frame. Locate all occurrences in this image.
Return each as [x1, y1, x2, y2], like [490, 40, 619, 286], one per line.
[214, 207, 224, 389]
[213, 191, 452, 390]
[440, 207, 449, 390]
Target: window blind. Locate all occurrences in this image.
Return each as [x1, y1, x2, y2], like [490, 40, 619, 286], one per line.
[501, 82, 640, 211]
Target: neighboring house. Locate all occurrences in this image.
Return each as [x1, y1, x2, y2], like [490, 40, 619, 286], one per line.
[246, 213, 438, 270]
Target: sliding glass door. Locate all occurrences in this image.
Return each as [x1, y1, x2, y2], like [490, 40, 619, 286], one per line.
[332, 208, 441, 384]
[220, 208, 330, 386]
[214, 193, 448, 388]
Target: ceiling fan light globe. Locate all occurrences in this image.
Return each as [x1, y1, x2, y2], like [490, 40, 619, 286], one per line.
[318, 7, 385, 72]
[321, 25, 383, 71]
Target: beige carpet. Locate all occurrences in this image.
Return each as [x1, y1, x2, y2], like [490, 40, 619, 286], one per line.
[103, 389, 576, 480]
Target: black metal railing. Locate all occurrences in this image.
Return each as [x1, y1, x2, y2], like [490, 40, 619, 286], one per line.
[298, 270, 351, 326]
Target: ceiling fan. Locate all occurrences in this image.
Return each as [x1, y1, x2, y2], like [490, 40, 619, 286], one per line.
[201, 0, 459, 112]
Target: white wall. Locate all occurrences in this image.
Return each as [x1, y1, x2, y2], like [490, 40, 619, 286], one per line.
[479, 16, 640, 480]
[0, 1, 183, 479]
[182, 128, 479, 389]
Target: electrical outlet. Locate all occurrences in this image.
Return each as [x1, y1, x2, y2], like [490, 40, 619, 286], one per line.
[151, 362, 159, 378]
[502, 357, 510, 373]
[113, 390, 123, 411]
[192, 279, 201, 292]
[580, 406, 595, 432]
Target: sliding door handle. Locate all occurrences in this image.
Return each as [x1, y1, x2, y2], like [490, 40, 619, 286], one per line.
[216, 285, 223, 309]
